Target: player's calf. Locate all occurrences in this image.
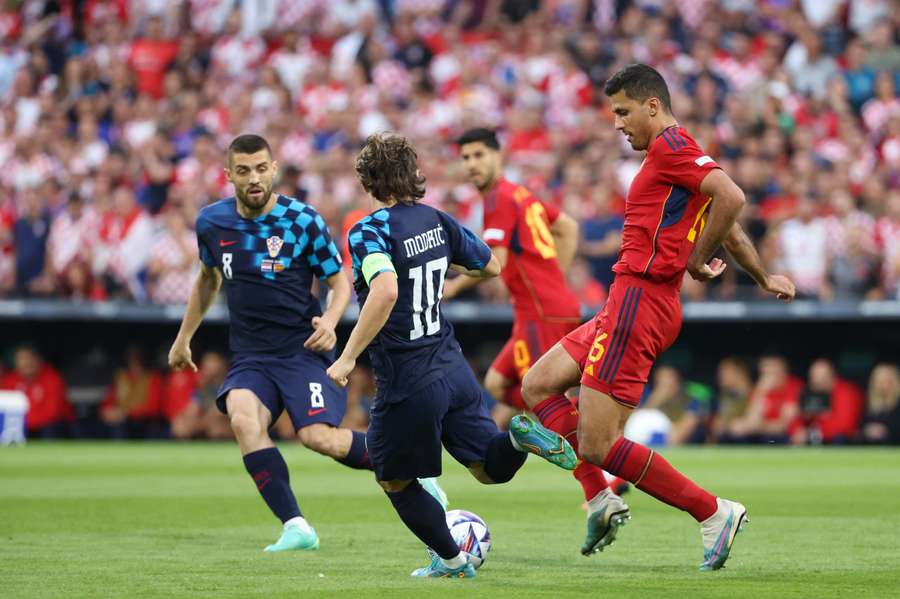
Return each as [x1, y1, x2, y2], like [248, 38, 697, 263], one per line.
[299, 424, 372, 470]
[297, 423, 346, 457]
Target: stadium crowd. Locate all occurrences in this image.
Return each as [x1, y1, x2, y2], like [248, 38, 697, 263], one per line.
[0, 0, 899, 305]
[1, 2, 899, 444]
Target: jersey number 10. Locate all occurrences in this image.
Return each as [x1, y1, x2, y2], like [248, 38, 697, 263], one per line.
[409, 257, 449, 340]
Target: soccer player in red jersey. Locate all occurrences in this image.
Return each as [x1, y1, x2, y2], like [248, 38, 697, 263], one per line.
[448, 128, 630, 556]
[521, 64, 797, 570]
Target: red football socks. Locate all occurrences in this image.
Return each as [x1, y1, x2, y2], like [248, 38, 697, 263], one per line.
[532, 396, 609, 500]
[602, 437, 717, 522]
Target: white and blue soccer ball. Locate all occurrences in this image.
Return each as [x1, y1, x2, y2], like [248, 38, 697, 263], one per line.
[429, 509, 492, 569]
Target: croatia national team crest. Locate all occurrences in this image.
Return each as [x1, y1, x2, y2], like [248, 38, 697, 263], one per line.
[266, 235, 284, 258]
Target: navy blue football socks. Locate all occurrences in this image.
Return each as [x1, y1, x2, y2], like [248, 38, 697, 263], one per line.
[484, 432, 527, 483]
[335, 431, 372, 470]
[243, 447, 301, 523]
[386, 480, 459, 560]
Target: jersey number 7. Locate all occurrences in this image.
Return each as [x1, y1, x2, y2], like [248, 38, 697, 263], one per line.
[409, 257, 449, 340]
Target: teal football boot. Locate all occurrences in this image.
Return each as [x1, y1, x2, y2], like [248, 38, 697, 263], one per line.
[264, 521, 320, 552]
[508, 414, 577, 470]
[411, 554, 476, 578]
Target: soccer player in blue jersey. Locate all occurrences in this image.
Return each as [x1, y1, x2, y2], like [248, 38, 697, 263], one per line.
[167, 134, 380, 553]
[326, 133, 578, 579]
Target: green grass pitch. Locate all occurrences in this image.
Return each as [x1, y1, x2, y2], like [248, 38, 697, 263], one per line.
[2, 443, 899, 598]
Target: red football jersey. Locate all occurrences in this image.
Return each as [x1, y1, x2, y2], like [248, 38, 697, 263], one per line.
[613, 126, 721, 286]
[482, 178, 581, 321]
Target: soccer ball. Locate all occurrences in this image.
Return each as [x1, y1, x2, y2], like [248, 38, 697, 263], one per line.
[430, 509, 491, 569]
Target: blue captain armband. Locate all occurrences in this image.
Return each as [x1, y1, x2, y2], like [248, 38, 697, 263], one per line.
[361, 252, 396, 285]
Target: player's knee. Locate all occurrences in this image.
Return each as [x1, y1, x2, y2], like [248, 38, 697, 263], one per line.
[229, 411, 265, 442]
[297, 424, 337, 455]
[379, 479, 412, 493]
[468, 463, 497, 485]
[578, 430, 614, 466]
[483, 370, 508, 402]
[520, 367, 547, 407]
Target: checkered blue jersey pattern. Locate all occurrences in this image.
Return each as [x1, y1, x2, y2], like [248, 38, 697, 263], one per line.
[195, 195, 342, 354]
[348, 202, 492, 402]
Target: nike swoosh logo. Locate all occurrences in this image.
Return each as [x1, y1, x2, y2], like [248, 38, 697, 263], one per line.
[220, 240, 238, 247]
[307, 408, 327, 416]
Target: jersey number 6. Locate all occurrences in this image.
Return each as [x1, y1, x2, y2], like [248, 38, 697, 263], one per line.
[409, 257, 449, 340]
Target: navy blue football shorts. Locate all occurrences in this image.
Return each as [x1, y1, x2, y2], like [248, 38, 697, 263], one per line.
[216, 350, 347, 431]
[367, 362, 500, 481]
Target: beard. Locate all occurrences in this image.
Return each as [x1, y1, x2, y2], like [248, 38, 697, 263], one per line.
[237, 184, 272, 210]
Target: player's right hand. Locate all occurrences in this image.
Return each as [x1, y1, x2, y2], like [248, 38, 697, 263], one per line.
[168, 339, 197, 372]
[687, 257, 727, 282]
[762, 274, 795, 303]
[326, 356, 355, 388]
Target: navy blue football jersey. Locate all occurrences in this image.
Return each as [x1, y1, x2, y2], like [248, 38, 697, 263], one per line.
[348, 202, 492, 402]
[196, 195, 342, 354]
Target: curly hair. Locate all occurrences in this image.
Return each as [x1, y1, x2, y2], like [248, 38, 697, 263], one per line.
[355, 133, 426, 204]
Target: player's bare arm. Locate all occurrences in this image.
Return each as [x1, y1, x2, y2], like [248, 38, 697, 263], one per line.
[687, 169, 746, 282]
[450, 253, 502, 278]
[722, 222, 796, 302]
[168, 262, 222, 372]
[327, 271, 399, 387]
[444, 249, 505, 299]
[305, 271, 351, 353]
[549, 212, 578, 273]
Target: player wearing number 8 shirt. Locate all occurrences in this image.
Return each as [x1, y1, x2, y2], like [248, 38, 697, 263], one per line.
[521, 65, 797, 570]
[327, 133, 578, 579]
[167, 135, 378, 554]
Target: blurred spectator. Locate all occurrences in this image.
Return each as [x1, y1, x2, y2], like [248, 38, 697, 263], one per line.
[709, 356, 753, 444]
[168, 351, 231, 440]
[860, 363, 900, 444]
[776, 197, 829, 299]
[0, 197, 13, 293]
[723, 355, 803, 443]
[128, 16, 179, 99]
[579, 186, 622, 293]
[875, 191, 900, 299]
[567, 257, 607, 307]
[13, 189, 51, 296]
[92, 186, 153, 301]
[784, 28, 839, 100]
[640, 365, 713, 446]
[41, 191, 100, 300]
[864, 22, 900, 72]
[842, 38, 877, 112]
[0, 346, 72, 438]
[791, 358, 865, 445]
[99, 345, 164, 438]
[861, 71, 900, 134]
[146, 202, 197, 304]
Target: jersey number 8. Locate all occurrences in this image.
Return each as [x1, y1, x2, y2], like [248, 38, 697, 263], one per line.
[409, 257, 449, 340]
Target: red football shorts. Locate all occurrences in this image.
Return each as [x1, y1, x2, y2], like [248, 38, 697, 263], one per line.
[491, 318, 580, 409]
[561, 274, 682, 407]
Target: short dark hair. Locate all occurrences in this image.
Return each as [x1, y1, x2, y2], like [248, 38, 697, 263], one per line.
[604, 64, 672, 113]
[227, 134, 272, 162]
[355, 133, 426, 204]
[456, 127, 500, 150]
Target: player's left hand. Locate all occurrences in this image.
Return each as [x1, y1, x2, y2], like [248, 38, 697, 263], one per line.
[305, 315, 337, 353]
[326, 357, 355, 387]
[687, 257, 727, 282]
[762, 274, 795, 303]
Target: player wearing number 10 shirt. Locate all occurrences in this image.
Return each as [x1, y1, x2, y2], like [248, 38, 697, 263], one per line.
[327, 133, 577, 579]
[521, 64, 797, 570]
